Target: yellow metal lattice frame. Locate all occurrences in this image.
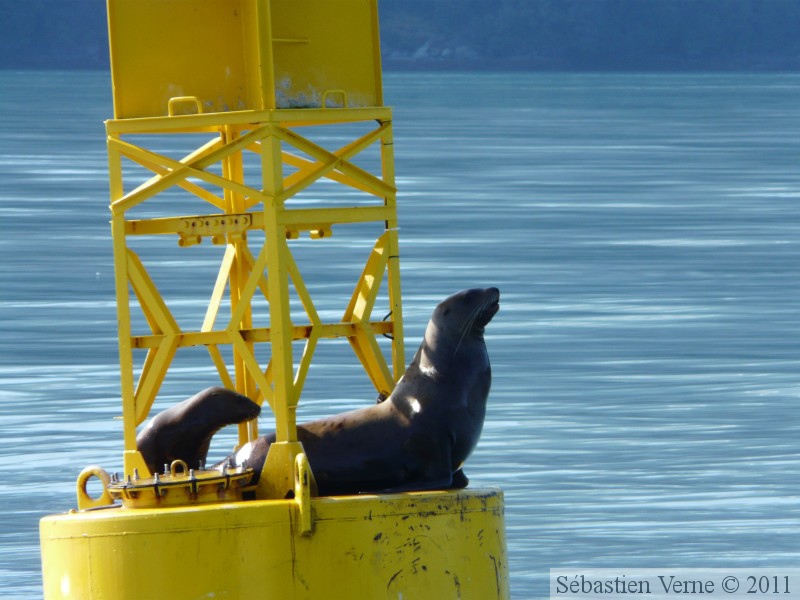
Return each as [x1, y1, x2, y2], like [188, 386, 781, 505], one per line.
[107, 108, 405, 497]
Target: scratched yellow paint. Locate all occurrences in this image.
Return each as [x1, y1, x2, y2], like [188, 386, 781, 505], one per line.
[41, 489, 509, 599]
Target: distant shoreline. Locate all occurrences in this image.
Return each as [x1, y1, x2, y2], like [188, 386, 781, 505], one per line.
[4, 0, 800, 74]
[4, 57, 800, 73]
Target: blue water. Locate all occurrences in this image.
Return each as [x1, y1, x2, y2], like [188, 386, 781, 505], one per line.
[2, 71, 800, 598]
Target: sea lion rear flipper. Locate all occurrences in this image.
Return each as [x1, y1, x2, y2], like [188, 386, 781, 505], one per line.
[137, 387, 261, 474]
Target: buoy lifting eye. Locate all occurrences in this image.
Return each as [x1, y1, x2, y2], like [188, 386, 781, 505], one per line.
[76, 465, 115, 510]
[170, 460, 189, 477]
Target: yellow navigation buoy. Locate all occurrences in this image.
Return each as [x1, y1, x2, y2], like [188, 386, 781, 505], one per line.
[39, 1, 510, 597]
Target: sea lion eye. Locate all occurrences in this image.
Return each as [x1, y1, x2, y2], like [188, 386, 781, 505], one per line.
[442, 309, 450, 316]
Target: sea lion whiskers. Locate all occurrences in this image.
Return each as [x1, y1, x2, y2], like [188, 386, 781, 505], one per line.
[452, 295, 495, 356]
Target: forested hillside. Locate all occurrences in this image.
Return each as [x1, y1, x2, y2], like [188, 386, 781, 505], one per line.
[2, 0, 800, 70]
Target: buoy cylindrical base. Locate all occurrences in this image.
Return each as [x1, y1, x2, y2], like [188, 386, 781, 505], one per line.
[40, 488, 509, 599]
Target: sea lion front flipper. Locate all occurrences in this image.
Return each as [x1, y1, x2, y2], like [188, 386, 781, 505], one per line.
[450, 468, 469, 489]
[137, 387, 260, 474]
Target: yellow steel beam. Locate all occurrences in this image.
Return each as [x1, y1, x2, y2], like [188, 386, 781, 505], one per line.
[230, 332, 275, 412]
[202, 244, 236, 332]
[276, 123, 392, 200]
[238, 244, 271, 307]
[207, 344, 235, 390]
[126, 250, 180, 335]
[125, 250, 181, 424]
[253, 359, 275, 409]
[131, 321, 394, 349]
[348, 325, 394, 396]
[104, 107, 393, 135]
[133, 338, 180, 425]
[379, 120, 406, 382]
[121, 149, 226, 210]
[261, 127, 297, 442]
[110, 136, 224, 214]
[220, 125, 259, 445]
[286, 247, 320, 326]
[342, 234, 394, 395]
[285, 249, 320, 403]
[227, 245, 268, 335]
[110, 127, 272, 215]
[343, 233, 387, 323]
[123, 205, 393, 237]
[280, 150, 379, 197]
[273, 124, 395, 201]
[279, 205, 392, 228]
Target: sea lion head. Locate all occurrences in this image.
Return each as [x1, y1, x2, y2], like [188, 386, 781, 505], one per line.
[412, 287, 500, 385]
[424, 287, 500, 354]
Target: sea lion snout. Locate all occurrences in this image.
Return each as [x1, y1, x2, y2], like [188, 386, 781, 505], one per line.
[446, 286, 499, 330]
[477, 287, 500, 327]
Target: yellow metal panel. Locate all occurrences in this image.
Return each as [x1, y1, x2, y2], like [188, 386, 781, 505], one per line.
[271, 0, 382, 108]
[41, 489, 509, 599]
[106, 0, 382, 119]
[107, 0, 267, 119]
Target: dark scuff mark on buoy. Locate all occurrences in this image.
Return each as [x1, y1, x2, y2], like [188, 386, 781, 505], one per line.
[387, 568, 403, 589]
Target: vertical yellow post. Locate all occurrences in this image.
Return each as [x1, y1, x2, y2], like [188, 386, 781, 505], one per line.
[258, 125, 307, 499]
[221, 125, 259, 445]
[381, 119, 405, 382]
[108, 133, 150, 478]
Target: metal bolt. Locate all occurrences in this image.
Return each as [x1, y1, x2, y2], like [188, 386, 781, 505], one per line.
[163, 463, 169, 475]
[133, 468, 140, 480]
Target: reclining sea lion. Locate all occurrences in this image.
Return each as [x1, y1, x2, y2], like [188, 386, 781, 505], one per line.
[137, 287, 500, 495]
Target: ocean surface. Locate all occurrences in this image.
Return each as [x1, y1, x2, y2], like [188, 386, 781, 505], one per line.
[2, 71, 800, 598]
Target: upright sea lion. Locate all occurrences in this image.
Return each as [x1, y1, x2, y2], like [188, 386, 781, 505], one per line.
[137, 387, 261, 474]
[138, 287, 500, 495]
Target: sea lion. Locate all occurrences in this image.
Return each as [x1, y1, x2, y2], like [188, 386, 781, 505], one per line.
[223, 286, 500, 495]
[137, 287, 500, 495]
[137, 386, 261, 474]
